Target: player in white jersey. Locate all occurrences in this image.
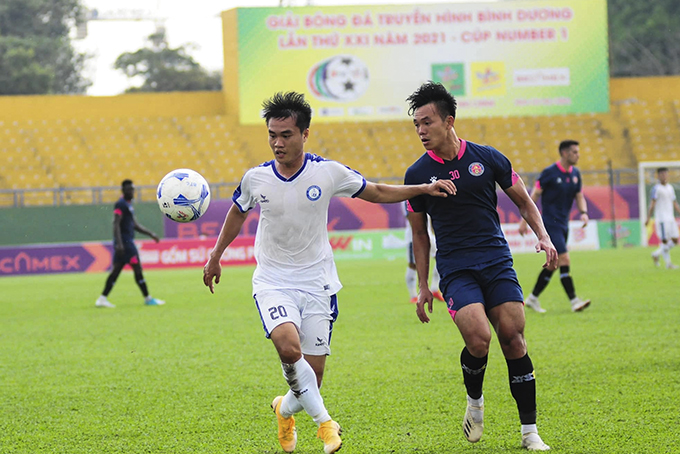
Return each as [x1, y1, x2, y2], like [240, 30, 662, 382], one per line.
[404, 202, 444, 303]
[646, 167, 680, 269]
[202, 92, 456, 454]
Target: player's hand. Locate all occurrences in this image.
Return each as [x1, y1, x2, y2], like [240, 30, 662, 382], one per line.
[203, 258, 222, 294]
[645, 218, 650, 227]
[518, 221, 529, 236]
[150, 233, 160, 243]
[536, 236, 558, 271]
[580, 213, 589, 228]
[416, 288, 434, 323]
[428, 179, 456, 197]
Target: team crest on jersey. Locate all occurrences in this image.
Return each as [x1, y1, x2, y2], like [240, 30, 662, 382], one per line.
[306, 185, 322, 201]
[573, 176, 578, 184]
[468, 162, 484, 176]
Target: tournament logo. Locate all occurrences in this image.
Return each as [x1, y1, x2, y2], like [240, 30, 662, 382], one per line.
[468, 162, 485, 176]
[307, 55, 370, 102]
[306, 185, 322, 201]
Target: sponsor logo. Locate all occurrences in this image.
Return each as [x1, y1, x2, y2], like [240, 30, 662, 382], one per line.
[468, 162, 485, 176]
[306, 185, 322, 201]
[307, 55, 370, 102]
[315, 337, 327, 347]
[432, 63, 466, 96]
[430, 176, 438, 183]
[511, 371, 536, 383]
[513, 68, 570, 87]
[260, 194, 269, 203]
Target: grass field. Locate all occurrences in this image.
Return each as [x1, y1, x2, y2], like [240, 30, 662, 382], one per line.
[1, 247, 679, 453]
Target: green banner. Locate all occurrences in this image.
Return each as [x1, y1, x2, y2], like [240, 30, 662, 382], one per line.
[597, 220, 641, 249]
[329, 229, 407, 261]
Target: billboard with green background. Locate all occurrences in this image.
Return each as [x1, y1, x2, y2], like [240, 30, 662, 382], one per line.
[233, 0, 609, 123]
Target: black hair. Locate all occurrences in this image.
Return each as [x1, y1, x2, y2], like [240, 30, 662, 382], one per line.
[121, 179, 133, 189]
[262, 92, 312, 133]
[657, 167, 669, 173]
[406, 82, 457, 120]
[559, 140, 579, 154]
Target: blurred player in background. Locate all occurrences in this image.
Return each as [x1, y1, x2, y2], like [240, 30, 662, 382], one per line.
[519, 140, 591, 313]
[404, 82, 557, 451]
[95, 179, 164, 308]
[202, 92, 455, 454]
[646, 167, 680, 269]
[404, 202, 444, 303]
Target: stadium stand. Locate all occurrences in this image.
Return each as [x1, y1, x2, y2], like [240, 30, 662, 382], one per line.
[0, 77, 678, 206]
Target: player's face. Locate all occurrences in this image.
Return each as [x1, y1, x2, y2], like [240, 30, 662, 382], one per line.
[267, 116, 308, 168]
[413, 103, 452, 151]
[122, 184, 134, 200]
[562, 145, 580, 165]
[658, 170, 669, 184]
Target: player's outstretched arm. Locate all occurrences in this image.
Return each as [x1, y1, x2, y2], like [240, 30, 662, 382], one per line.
[408, 211, 434, 323]
[518, 185, 542, 236]
[203, 204, 249, 293]
[575, 192, 589, 227]
[505, 177, 558, 270]
[133, 219, 160, 242]
[358, 179, 456, 203]
[645, 199, 656, 226]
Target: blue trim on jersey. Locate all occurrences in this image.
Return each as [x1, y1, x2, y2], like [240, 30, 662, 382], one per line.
[351, 178, 367, 198]
[328, 294, 338, 345]
[231, 182, 250, 213]
[271, 153, 317, 182]
[650, 185, 658, 200]
[253, 294, 271, 339]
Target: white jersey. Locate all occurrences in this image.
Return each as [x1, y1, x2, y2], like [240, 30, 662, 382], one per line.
[651, 183, 677, 223]
[233, 153, 366, 296]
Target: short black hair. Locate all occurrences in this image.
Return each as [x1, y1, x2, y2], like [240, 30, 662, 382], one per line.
[262, 92, 312, 133]
[121, 179, 133, 189]
[406, 82, 457, 120]
[559, 140, 579, 154]
[657, 167, 669, 173]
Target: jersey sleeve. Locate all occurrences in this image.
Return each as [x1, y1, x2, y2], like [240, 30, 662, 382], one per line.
[113, 199, 127, 217]
[576, 168, 583, 192]
[328, 161, 367, 198]
[488, 147, 514, 190]
[404, 167, 426, 213]
[536, 167, 549, 190]
[232, 170, 258, 212]
[650, 184, 658, 201]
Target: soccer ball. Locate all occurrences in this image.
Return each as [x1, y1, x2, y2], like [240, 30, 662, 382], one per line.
[156, 169, 211, 222]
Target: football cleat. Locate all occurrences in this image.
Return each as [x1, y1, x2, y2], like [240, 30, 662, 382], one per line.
[271, 396, 297, 453]
[667, 263, 679, 269]
[409, 296, 418, 304]
[432, 290, 445, 302]
[570, 297, 591, 312]
[462, 401, 484, 443]
[145, 298, 165, 306]
[95, 297, 115, 308]
[652, 253, 661, 267]
[317, 420, 342, 454]
[522, 432, 551, 451]
[524, 295, 546, 313]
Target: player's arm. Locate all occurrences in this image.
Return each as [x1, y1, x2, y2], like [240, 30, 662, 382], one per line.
[646, 199, 656, 226]
[113, 212, 124, 252]
[408, 211, 434, 323]
[575, 192, 589, 227]
[133, 218, 160, 242]
[504, 177, 558, 270]
[518, 184, 542, 236]
[674, 200, 680, 217]
[203, 204, 249, 293]
[357, 179, 456, 203]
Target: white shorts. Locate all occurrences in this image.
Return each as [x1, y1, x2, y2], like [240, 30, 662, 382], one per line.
[656, 220, 679, 241]
[254, 289, 338, 356]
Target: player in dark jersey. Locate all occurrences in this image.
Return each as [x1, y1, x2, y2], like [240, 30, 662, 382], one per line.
[95, 179, 165, 308]
[519, 140, 591, 313]
[404, 82, 557, 451]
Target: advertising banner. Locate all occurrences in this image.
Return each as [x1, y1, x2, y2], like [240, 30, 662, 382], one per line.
[502, 220, 600, 254]
[232, 0, 609, 123]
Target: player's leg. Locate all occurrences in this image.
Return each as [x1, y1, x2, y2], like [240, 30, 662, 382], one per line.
[661, 221, 679, 268]
[96, 259, 125, 307]
[130, 254, 164, 305]
[668, 237, 680, 269]
[485, 261, 550, 451]
[443, 271, 489, 443]
[525, 225, 563, 313]
[558, 253, 590, 312]
[651, 222, 663, 267]
[430, 259, 444, 301]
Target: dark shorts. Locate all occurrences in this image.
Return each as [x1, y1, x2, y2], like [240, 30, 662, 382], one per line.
[546, 223, 569, 254]
[113, 243, 140, 266]
[440, 258, 524, 319]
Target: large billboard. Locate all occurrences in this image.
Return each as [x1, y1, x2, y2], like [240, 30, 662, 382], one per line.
[226, 0, 609, 124]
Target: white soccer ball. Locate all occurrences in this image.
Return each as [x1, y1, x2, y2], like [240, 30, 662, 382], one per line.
[156, 169, 211, 223]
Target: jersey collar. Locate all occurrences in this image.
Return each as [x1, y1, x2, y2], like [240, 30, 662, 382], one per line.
[272, 153, 309, 182]
[556, 161, 573, 173]
[426, 139, 467, 163]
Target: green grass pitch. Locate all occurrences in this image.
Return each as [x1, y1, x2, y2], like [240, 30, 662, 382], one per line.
[1, 247, 679, 453]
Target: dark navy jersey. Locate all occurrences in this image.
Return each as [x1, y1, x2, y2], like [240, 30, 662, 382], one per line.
[405, 139, 518, 273]
[536, 162, 582, 227]
[113, 197, 135, 244]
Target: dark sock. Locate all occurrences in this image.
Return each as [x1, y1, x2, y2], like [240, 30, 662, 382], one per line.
[559, 265, 576, 299]
[461, 347, 488, 400]
[531, 268, 554, 297]
[507, 354, 537, 425]
[133, 266, 149, 297]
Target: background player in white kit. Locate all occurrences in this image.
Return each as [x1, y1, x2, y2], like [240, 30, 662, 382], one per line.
[404, 202, 444, 303]
[202, 92, 455, 454]
[646, 167, 680, 269]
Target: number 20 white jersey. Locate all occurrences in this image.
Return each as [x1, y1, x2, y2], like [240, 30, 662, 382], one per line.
[233, 153, 366, 296]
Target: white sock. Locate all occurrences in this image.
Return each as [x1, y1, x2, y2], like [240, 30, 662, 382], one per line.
[662, 243, 672, 265]
[281, 357, 330, 424]
[405, 267, 417, 298]
[652, 246, 662, 258]
[522, 424, 538, 435]
[467, 395, 484, 408]
[467, 395, 484, 422]
[279, 389, 304, 418]
[430, 264, 441, 292]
